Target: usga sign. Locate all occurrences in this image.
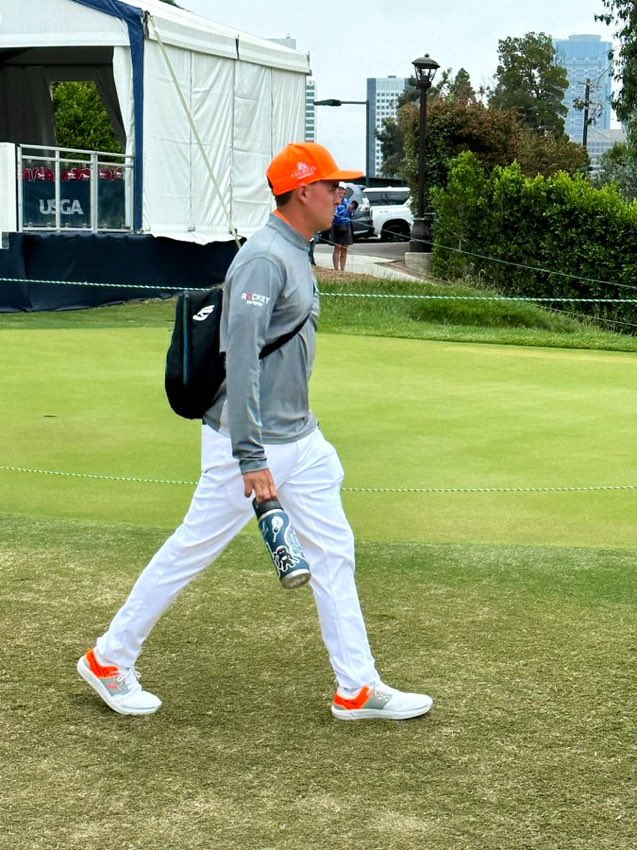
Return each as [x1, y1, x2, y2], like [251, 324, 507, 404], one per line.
[38, 199, 84, 215]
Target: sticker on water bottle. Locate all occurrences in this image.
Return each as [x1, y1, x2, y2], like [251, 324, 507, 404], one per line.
[284, 526, 304, 558]
[273, 546, 300, 575]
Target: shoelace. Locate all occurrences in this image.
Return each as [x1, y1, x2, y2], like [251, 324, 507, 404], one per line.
[116, 667, 142, 691]
[338, 681, 390, 700]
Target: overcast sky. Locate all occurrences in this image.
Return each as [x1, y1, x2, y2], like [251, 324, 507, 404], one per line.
[181, 0, 616, 170]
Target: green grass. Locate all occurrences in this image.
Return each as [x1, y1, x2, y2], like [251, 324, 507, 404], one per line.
[0, 294, 176, 329]
[2, 284, 637, 849]
[1, 514, 636, 850]
[316, 271, 637, 351]
[2, 324, 636, 547]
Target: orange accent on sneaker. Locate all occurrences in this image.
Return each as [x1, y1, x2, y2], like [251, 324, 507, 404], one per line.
[86, 648, 120, 679]
[333, 685, 373, 710]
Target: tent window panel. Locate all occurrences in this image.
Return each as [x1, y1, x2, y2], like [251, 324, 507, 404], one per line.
[52, 81, 123, 154]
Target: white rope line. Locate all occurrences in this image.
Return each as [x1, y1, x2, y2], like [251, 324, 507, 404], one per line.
[2, 224, 636, 297]
[0, 277, 208, 291]
[0, 465, 197, 486]
[2, 232, 636, 296]
[427, 239, 637, 292]
[1, 465, 635, 495]
[1, 277, 636, 305]
[345, 484, 637, 494]
[320, 231, 637, 293]
[322, 293, 637, 304]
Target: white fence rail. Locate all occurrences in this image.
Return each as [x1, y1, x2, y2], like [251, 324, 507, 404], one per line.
[17, 144, 134, 233]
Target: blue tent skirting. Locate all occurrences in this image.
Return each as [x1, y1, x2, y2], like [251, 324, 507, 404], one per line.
[0, 232, 238, 311]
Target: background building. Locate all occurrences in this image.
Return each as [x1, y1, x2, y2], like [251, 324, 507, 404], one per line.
[366, 75, 409, 178]
[586, 126, 626, 168]
[554, 34, 612, 144]
[305, 78, 316, 142]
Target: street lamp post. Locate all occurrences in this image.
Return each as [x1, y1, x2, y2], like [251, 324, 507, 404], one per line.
[313, 98, 371, 179]
[408, 54, 439, 257]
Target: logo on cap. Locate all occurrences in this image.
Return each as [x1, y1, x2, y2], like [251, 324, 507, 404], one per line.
[293, 161, 317, 181]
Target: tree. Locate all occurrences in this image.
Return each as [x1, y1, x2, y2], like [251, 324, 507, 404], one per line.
[515, 129, 588, 176]
[398, 98, 522, 205]
[380, 69, 476, 178]
[52, 81, 123, 153]
[382, 57, 582, 193]
[488, 32, 569, 135]
[593, 140, 637, 199]
[51, 0, 178, 153]
[425, 68, 476, 103]
[377, 116, 405, 178]
[396, 77, 419, 108]
[447, 68, 476, 104]
[428, 68, 454, 100]
[396, 95, 587, 206]
[596, 1, 637, 126]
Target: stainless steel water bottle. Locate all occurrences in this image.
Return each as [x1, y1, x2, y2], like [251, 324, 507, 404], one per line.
[253, 498, 311, 589]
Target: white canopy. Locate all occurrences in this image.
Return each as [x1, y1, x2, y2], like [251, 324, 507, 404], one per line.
[0, 0, 310, 242]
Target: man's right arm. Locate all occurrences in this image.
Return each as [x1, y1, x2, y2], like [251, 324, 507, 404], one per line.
[223, 255, 284, 475]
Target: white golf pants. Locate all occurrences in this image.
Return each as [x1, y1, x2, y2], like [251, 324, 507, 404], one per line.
[97, 425, 379, 690]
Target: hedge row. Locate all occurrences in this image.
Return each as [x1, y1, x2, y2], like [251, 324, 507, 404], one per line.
[431, 152, 637, 332]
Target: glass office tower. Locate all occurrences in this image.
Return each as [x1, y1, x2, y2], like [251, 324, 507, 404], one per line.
[553, 34, 612, 143]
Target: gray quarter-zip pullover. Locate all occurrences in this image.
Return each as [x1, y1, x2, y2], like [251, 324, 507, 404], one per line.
[204, 213, 319, 472]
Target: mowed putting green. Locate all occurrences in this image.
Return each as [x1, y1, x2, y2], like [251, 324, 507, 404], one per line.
[1, 326, 636, 548]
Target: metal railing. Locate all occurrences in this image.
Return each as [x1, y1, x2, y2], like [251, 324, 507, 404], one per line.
[17, 144, 134, 232]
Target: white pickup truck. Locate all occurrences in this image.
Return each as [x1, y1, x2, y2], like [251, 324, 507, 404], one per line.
[365, 186, 413, 242]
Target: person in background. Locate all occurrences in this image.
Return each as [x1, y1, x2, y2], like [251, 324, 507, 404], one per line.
[330, 184, 355, 271]
[308, 231, 319, 266]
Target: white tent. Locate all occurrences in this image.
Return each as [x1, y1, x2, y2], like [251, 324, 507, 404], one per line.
[0, 0, 310, 242]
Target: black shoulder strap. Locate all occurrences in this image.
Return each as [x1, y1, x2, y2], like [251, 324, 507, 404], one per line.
[259, 312, 312, 360]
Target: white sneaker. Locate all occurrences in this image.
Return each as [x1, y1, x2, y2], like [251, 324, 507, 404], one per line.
[331, 681, 433, 721]
[77, 648, 161, 716]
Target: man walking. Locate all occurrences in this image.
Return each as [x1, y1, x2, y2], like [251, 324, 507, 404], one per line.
[77, 142, 433, 722]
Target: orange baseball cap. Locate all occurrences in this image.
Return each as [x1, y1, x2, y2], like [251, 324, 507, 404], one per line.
[266, 142, 364, 195]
